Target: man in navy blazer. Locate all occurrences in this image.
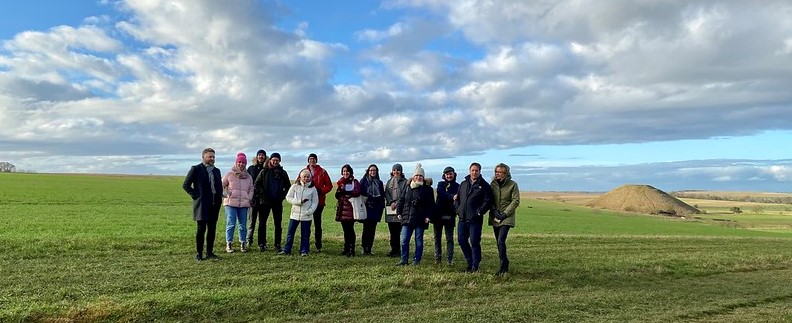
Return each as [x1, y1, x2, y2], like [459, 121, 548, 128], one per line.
[183, 147, 223, 261]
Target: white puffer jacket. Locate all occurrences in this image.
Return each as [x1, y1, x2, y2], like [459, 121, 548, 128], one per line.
[285, 182, 318, 221]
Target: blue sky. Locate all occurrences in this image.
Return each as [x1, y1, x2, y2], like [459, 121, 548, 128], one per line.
[1, 0, 792, 192]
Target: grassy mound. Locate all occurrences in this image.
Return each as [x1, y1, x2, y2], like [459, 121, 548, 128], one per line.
[587, 184, 700, 216]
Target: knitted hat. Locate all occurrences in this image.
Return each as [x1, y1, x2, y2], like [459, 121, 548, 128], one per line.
[235, 152, 247, 164]
[308, 153, 318, 161]
[270, 152, 281, 160]
[392, 163, 403, 172]
[442, 166, 455, 174]
[256, 149, 266, 156]
[413, 163, 425, 177]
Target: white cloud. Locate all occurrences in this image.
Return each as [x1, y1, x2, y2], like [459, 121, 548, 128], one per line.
[1, 0, 792, 188]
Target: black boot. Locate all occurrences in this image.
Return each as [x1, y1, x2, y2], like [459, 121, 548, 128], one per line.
[340, 243, 350, 256]
[347, 246, 356, 257]
[496, 259, 509, 276]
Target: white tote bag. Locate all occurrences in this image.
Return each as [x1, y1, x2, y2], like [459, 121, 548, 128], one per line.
[350, 196, 368, 220]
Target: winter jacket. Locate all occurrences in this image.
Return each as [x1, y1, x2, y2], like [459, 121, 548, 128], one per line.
[247, 162, 265, 205]
[434, 175, 459, 223]
[397, 180, 436, 229]
[286, 182, 319, 221]
[489, 165, 520, 227]
[182, 163, 223, 221]
[254, 164, 290, 205]
[360, 175, 386, 222]
[455, 175, 492, 223]
[305, 164, 333, 206]
[335, 177, 361, 222]
[222, 167, 254, 208]
[384, 175, 408, 222]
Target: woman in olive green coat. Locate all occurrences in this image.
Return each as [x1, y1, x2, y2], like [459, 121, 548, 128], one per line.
[489, 163, 520, 275]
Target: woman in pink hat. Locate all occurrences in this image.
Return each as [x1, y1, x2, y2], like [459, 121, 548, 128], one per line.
[222, 152, 254, 253]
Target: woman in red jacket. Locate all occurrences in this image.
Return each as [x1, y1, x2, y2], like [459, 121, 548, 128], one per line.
[335, 164, 361, 257]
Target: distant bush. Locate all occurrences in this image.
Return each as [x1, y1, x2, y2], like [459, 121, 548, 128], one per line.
[730, 207, 743, 214]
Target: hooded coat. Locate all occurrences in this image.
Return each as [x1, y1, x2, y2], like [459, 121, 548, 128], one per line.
[489, 164, 520, 227]
[222, 166, 254, 208]
[434, 172, 459, 223]
[397, 179, 436, 229]
[335, 176, 361, 222]
[254, 163, 291, 205]
[286, 181, 319, 221]
[304, 164, 333, 206]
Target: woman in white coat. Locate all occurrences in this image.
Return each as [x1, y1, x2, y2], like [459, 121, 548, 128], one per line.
[280, 169, 319, 256]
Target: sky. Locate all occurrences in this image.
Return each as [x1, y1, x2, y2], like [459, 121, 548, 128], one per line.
[2, 0, 792, 192]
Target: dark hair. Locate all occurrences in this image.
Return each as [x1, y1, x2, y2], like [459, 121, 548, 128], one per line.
[341, 164, 354, 176]
[202, 148, 215, 156]
[469, 162, 482, 171]
[308, 153, 318, 161]
[366, 164, 380, 179]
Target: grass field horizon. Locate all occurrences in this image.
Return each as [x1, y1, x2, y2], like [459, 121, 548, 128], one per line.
[3, 173, 792, 322]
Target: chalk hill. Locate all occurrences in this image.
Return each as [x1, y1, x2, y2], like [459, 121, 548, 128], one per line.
[587, 184, 700, 216]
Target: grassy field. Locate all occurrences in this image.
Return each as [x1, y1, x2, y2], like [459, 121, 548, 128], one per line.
[3, 173, 792, 322]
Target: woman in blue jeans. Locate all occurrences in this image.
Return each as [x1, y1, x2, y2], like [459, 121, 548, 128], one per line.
[489, 163, 520, 275]
[222, 153, 254, 253]
[396, 164, 435, 266]
[280, 169, 318, 256]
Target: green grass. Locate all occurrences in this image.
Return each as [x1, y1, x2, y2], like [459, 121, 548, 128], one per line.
[3, 173, 792, 322]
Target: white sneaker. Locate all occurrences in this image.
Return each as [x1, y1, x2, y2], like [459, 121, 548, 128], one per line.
[225, 242, 234, 253]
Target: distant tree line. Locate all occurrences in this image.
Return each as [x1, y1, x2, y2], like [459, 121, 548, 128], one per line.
[672, 191, 792, 205]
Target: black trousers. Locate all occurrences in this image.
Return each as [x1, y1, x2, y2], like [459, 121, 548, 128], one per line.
[313, 205, 325, 250]
[493, 225, 511, 262]
[196, 220, 218, 255]
[387, 222, 401, 253]
[433, 220, 455, 262]
[257, 202, 284, 248]
[341, 221, 356, 249]
[361, 220, 378, 251]
[247, 204, 265, 245]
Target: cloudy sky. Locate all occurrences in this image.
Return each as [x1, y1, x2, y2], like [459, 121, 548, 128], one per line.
[2, 0, 792, 192]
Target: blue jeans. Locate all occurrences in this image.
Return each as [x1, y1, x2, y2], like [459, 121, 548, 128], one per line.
[283, 219, 312, 254]
[457, 220, 482, 269]
[400, 225, 425, 264]
[225, 206, 248, 243]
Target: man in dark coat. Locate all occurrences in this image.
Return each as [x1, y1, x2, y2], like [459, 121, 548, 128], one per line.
[182, 148, 223, 261]
[455, 162, 492, 272]
[246, 149, 267, 246]
[253, 152, 291, 252]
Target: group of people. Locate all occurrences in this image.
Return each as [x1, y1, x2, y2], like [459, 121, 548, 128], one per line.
[182, 148, 520, 275]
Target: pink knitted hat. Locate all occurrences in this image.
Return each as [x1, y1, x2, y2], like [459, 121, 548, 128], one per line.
[235, 152, 247, 164]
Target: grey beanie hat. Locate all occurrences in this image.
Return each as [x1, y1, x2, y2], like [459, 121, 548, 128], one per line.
[392, 163, 403, 172]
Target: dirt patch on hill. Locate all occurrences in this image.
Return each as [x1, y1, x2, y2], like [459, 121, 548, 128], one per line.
[587, 184, 700, 216]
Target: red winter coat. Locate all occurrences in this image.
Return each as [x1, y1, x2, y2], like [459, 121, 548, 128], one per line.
[334, 177, 361, 222]
[305, 164, 333, 206]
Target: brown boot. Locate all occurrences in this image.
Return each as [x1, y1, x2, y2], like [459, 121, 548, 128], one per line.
[225, 242, 234, 253]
